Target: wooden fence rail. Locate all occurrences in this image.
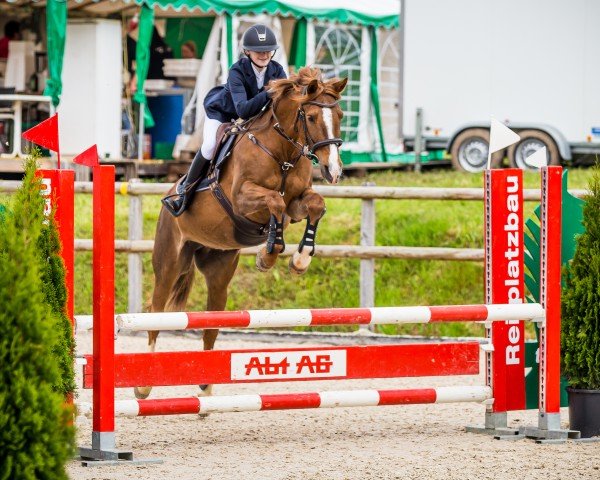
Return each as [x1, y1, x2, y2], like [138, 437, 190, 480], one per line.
[0, 180, 586, 314]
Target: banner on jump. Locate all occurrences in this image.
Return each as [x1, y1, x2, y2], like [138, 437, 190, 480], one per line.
[231, 350, 347, 380]
[486, 169, 526, 411]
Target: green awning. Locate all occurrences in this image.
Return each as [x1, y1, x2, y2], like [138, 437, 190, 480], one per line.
[137, 0, 399, 29]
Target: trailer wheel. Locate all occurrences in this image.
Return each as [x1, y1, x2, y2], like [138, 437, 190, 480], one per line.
[507, 130, 560, 170]
[450, 128, 503, 172]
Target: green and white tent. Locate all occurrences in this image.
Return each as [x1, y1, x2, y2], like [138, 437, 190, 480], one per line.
[29, 0, 402, 162]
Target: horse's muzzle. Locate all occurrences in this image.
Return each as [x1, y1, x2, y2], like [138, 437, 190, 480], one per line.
[320, 164, 340, 184]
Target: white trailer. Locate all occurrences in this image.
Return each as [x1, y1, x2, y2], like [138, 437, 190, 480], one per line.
[401, 0, 600, 171]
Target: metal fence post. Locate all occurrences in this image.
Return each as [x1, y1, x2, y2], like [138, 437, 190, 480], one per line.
[128, 179, 143, 313]
[359, 182, 376, 332]
[414, 107, 423, 173]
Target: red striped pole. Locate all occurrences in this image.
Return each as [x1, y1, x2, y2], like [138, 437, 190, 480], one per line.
[538, 166, 562, 430]
[116, 303, 545, 331]
[76, 386, 492, 417]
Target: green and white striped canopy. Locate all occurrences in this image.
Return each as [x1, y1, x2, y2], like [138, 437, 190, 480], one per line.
[136, 0, 399, 29]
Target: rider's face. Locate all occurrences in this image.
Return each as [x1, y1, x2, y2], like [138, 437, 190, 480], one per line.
[246, 50, 273, 68]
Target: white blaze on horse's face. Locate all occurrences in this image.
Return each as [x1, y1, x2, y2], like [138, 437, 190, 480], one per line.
[322, 107, 342, 184]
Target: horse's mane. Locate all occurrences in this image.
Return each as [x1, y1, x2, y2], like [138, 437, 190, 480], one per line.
[268, 67, 342, 105]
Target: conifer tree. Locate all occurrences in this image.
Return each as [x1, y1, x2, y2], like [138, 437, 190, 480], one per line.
[561, 166, 600, 390]
[39, 198, 76, 397]
[0, 158, 74, 480]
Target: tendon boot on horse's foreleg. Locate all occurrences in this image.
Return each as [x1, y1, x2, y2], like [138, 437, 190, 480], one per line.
[256, 214, 285, 272]
[289, 215, 322, 275]
[162, 150, 211, 217]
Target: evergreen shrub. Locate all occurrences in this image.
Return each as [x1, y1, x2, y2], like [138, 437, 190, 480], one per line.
[0, 157, 75, 480]
[561, 166, 600, 390]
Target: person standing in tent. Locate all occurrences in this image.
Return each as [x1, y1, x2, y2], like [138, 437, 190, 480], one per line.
[0, 20, 21, 60]
[162, 24, 286, 217]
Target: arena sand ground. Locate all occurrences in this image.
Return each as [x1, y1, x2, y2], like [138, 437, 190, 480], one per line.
[68, 332, 600, 480]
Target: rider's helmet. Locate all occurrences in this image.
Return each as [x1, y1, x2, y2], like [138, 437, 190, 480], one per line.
[242, 24, 279, 52]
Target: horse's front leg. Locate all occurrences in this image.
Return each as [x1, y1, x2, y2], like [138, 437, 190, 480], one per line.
[287, 188, 326, 275]
[236, 182, 287, 272]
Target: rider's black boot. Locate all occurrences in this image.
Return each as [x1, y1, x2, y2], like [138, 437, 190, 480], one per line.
[162, 150, 210, 217]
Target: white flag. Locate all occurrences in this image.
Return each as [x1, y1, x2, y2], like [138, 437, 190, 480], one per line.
[525, 146, 547, 169]
[489, 118, 520, 153]
[487, 118, 520, 169]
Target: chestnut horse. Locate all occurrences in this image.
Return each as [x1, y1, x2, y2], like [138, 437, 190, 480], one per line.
[134, 68, 347, 399]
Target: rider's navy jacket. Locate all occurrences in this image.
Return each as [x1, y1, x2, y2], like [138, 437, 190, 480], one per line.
[204, 57, 287, 123]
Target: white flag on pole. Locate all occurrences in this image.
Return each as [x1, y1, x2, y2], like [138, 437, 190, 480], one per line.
[487, 118, 520, 169]
[525, 146, 547, 169]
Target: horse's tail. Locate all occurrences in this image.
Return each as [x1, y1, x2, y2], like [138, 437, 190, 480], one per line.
[165, 242, 198, 312]
[166, 269, 195, 312]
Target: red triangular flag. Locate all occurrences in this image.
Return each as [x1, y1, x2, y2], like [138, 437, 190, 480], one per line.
[72, 145, 99, 168]
[22, 113, 59, 153]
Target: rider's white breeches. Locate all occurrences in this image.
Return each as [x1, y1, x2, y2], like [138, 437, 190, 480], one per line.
[201, 117, 223, 160]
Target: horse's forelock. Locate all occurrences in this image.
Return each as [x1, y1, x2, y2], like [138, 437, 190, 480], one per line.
[269, 67, 341, 106]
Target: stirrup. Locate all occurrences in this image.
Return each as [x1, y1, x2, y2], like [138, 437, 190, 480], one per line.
[161, 193, 187, 217]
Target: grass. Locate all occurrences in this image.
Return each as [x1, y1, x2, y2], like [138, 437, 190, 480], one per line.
[2, 167, 594, 338]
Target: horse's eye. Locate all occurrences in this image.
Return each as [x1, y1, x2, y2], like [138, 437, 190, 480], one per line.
[307, 115, 315, 123]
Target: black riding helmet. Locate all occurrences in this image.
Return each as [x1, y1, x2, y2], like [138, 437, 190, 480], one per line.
[242, 24, 279, 52]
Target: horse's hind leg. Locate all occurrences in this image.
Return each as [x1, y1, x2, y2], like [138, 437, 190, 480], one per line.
[134, 238, 199, 399]
[194, 248, 240, 398]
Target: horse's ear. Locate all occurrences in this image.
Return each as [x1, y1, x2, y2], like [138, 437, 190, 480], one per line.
[329, 77, 348, 94]
[306, 78, 320, 96]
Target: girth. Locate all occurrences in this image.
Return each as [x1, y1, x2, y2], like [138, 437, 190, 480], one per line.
[207, 176, 268, 246]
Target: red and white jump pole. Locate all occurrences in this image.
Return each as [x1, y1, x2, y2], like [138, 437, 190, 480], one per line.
[117, 303, 546, 331]
[77, 386, 493, 418]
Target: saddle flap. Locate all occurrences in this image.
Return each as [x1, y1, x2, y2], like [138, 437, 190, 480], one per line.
[193, 124, 238, 193]
[215, 122, 233, 148]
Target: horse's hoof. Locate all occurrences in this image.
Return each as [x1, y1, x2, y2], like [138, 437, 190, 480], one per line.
[255, 254, 271, 272]
[289, 251, 311, 275]
[197, 384, 212, 419]
[288, 256, 309, 275]
[198, 384, 213, 396]
[134, 386, 151, 399]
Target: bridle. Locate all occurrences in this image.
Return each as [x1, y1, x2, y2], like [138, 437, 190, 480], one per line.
[246, 94, 343, 195]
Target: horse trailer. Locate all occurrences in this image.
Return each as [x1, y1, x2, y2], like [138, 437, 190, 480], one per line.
[400, 0, 600, 171]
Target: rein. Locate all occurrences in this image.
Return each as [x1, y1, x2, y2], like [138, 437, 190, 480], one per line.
[246, 96, 343, 196]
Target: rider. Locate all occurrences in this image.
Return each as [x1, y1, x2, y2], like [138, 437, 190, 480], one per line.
[162, 24, 287, 217]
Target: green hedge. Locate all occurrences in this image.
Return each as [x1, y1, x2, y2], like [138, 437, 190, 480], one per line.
[561, 166, 600, 390]
[0, 157, 75, 480]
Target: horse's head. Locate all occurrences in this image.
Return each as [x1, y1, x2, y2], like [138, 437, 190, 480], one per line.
[270, 68, 348, 184]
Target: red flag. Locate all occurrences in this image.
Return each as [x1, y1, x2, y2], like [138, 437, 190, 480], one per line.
[22, 113, 60, 153]
[72, 145, 99, 168]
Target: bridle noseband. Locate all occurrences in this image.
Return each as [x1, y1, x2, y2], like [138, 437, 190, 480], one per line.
[293, 98, 343, 162]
